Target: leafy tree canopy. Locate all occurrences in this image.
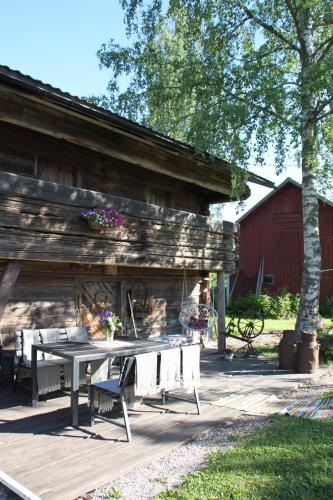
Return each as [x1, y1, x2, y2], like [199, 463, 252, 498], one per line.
[94, 0, 333, 333]
[95, 0, 333, 194]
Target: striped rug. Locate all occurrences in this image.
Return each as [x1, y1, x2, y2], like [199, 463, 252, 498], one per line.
[278, 397, 333, 419]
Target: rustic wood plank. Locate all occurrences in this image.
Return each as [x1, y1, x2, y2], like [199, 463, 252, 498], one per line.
[0, 229, 234, 270]
[0, 260, 21, 325]
[0, 170, 227, 232]
[0, 90, 232, 196]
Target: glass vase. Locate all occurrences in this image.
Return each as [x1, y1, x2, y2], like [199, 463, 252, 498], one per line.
[106, 329, 114, 344]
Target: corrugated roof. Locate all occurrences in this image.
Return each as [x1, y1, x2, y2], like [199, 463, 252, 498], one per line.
[0, 64, 274, 189]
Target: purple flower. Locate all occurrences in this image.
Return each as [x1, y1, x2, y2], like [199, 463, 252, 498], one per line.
[81, 208, 124, 228]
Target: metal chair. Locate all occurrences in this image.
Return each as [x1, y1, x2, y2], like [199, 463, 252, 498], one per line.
[90, 357, 135, 442]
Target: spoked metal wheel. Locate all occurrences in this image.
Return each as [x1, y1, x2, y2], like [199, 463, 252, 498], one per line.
[237, 310, 264, 339]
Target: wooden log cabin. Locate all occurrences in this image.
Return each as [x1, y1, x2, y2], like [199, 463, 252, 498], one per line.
[0, 65, 273, 352]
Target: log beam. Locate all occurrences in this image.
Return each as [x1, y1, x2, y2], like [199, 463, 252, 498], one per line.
[0, 261, 21, 328]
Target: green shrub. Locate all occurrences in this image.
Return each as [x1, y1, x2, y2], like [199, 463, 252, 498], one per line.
[228, 290, 300, 320]
[317, 327, 333, 364]
[319, 297, 333, 318]
[289, 292, 301, 316]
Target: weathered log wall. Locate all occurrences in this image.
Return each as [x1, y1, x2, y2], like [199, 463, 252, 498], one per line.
[0, 171, 238, 271]
[0, 122, 215, 213]
[0, 261, 202, 348]
[0, 90, 232, 197]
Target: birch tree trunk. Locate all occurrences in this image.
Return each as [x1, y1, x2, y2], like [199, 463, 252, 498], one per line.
[295, 10, 321, 338]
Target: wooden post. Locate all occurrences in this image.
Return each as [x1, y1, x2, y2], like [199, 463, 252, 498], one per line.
[0, 261, 22, 325]
[217, 271, 226, 353]
[200, 275, 211, 305]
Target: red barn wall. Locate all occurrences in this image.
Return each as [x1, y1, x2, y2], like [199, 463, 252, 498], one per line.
[234, 182, 333, 299]
[319, 201, 333, 298]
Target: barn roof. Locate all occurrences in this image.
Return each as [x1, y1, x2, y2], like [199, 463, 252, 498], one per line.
[0, 65, 273, 191]
[236, 177, 333, 223]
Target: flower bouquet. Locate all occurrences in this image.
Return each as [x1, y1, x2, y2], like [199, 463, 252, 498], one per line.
[81, 207, 123, 230]
[100, 307, 122, 343]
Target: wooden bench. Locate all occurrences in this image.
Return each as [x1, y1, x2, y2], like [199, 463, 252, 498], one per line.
[13, 327, 90, 393]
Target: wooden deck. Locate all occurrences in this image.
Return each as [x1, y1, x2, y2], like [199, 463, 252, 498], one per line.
[0, 352, 321, 499]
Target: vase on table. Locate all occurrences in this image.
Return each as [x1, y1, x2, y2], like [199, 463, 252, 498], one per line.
[106, 328, 115, 344]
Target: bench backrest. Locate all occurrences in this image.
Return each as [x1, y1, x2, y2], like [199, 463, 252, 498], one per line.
[15, 327, 90, 363]
[16, 330, 43, 363]
[66, 326, 89, 342]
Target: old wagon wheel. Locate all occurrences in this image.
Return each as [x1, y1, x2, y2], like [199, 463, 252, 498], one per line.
[237, 310, 264, 339]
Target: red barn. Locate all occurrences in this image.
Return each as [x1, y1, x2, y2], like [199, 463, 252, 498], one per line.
[233, 178, 333, 299]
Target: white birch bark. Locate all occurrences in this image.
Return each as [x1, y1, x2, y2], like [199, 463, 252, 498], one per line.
[295, 9, 321, 337]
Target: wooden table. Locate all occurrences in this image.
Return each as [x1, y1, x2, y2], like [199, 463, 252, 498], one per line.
[31, 338, 170, 427]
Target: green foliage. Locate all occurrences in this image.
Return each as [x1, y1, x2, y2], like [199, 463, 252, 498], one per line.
[152, 476, 169, 484]
[95, 1, 333, 193]
[95, 0, 333, 332]
[158, 415, 333, 499]
[228, 290, 300, 319]
[106, 487, 122, 499]
[319, 297, 333, 318]
[317, 327, 333, 364]
[209, 272, 217, 289]
[254, 345, 279, 358]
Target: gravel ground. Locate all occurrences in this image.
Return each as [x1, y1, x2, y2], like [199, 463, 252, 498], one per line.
[88, 367, 333, 500]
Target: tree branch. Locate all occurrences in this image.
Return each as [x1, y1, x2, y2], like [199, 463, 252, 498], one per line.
[316, 95, 333, 121]
[314, 94, 333, 116]
[165, 112, 195, 134]
[283, 0, 307, 54]
[238, 2, 300, 53]
[220, 89, 295, 128]
[314, 35, 333, 61]
[317, 109, 333, 121]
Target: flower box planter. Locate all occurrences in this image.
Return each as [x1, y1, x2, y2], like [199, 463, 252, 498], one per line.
[81, 208, 123, 231]
[87, 219, 119, 231]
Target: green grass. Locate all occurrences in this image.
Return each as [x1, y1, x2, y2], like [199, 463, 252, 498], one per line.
[254, 345, 279, 358]
[263, 318, 296, 332]
[158, 415, 333, 500]
[226, 317, 333, 333]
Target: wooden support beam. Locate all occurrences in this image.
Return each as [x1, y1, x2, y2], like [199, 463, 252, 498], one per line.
[217, 271, 226, 353]
[0, 260, 21, 330]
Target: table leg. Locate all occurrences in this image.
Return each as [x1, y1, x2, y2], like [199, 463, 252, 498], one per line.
[31, 345, 38, 406]
[71, 358, 80, 427]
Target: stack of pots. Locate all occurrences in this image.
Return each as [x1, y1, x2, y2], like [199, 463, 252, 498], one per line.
[297, 331, 320, 374]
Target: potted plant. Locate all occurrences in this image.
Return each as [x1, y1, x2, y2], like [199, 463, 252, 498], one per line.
[222, 348, 234, 360]
[81, 207, 123, 230]
[100, 307, 123, 343]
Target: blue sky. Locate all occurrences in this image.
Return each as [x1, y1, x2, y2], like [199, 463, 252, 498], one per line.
[0, 0, 301, 221]
[0, 0, 127, 97]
